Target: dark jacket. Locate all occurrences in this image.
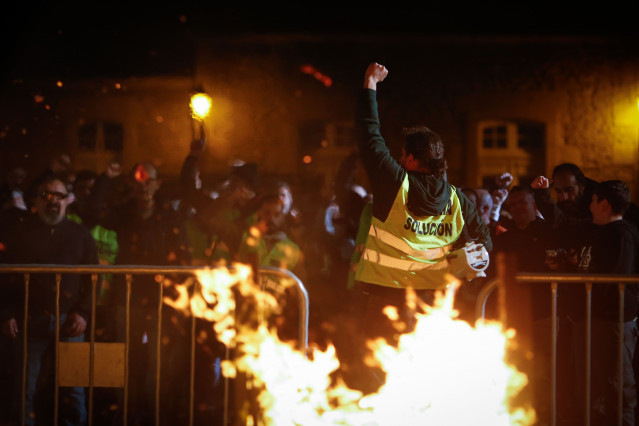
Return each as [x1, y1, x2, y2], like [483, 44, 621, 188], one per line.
[534, 181, 639, 231]
[0, 213, 99, 322]
[492, 218, 558, 319]
[100, 198, 190, 307]
[567, 219, 639, 321]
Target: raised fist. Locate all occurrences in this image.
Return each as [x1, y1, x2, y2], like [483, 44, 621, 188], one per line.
[495, 172, 513, 189]
[531, 176, 550, 189]
[364, 63, 389, 89]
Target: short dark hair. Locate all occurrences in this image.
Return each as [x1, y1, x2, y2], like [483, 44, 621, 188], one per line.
[36, 175, 66, 191]
[403, 126, 448, 178]
[26, 172, 65, 205]
[552, 163, 585, 186]
[593, 180, 630, 215]
[508, 185, 534, 197]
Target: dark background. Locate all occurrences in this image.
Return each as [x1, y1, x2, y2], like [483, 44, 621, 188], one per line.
[2, 3, 636, 82]
[1, 3, 636, 182]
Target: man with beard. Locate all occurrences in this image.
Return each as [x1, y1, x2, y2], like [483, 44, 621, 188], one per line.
[533, 176, 639, 425]
[0, 176, 98, 426]
[533, 162, 639, 229]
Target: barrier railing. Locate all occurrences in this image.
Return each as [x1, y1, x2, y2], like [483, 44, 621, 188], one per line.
[0, 264, 309, 426]
[476, 272, 639, 426]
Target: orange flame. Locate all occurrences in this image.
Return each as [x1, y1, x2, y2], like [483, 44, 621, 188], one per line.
[167, 266, 535, 425]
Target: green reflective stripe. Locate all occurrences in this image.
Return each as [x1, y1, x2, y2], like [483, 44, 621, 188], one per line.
[239, 231, 300, 271]
[347, 202, 374, 290]
[368, 225, 451, 261]
[361, 248, 451, 271]
[67, 213, 82, 224]
[66, 213, 118, 264]
[91, 225, 119, 265]
[66, 213, 118, 304]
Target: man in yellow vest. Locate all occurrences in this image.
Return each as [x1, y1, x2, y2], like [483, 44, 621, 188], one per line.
[353, 63, 492, 347]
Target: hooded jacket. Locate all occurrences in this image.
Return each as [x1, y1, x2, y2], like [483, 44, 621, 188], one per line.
[353, 89, 491, 289]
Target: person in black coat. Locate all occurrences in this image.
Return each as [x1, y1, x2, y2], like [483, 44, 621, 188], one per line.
[0, 175, 99, 426]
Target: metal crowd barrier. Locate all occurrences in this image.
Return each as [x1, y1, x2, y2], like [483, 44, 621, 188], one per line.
[0, 264, 309, 426]
[476, 272, 639, 426]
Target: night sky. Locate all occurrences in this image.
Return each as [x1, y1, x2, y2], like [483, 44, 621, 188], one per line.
[1, 4, 635, 82]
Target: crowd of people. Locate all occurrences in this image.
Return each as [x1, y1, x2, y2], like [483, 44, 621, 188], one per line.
[0, 138, 377, 425]
[0, 63, 638, 426]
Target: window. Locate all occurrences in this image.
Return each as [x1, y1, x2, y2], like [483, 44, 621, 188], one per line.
[78, 123, 98, 150]
[480, 121, 544, 151]
[77, 122, 124, 153]
[476, 120, 546, 187]
[104, 122, 124, 152]
[482, 125, 507, 149]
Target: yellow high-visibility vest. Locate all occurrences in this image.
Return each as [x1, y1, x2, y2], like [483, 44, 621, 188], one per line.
[355, 175, 464, 290]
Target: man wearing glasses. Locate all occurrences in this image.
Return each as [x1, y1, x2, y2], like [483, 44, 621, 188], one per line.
[0, 175, 98, 426]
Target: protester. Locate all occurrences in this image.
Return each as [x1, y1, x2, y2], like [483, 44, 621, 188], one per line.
[350, 62, 491, 393]
[95, 161, 191, 425]
[0, 175, 98, 426]
[532, 176, 639, 425]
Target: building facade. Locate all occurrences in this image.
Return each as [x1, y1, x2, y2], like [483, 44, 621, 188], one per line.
[2, 34, 637, 200]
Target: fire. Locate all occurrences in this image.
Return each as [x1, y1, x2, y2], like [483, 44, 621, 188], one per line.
[165, 266, 535, 425]
[358, 286, 533, 425]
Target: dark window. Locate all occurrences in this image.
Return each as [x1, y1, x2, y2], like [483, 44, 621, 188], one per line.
[104, 122, 124, 152]
[496, 125, 507, 148]
[482, 128, 493, 148]
[482, 125, 507, 149]
[78, 123, 98, 150]
[518, 123, 544, 149]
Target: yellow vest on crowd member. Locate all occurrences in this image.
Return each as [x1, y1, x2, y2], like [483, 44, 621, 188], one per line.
[185, 217, 231, 266]
[355, 175, 464, 290]
[347, 202, 373, 290]
[238, 231, 301, 271]
[67, 213, 119, 304]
